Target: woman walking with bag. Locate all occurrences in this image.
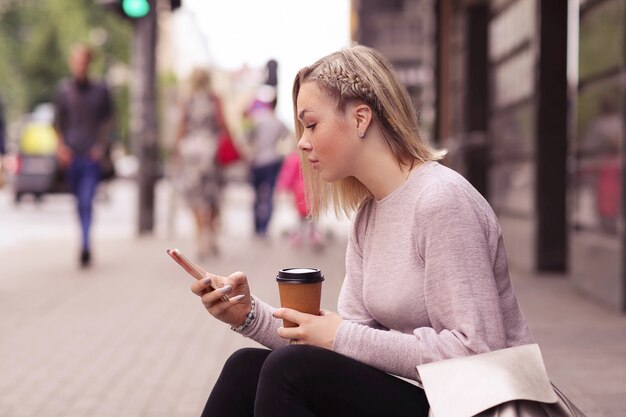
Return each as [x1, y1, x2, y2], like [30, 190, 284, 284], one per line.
[173, 68, 232, 259]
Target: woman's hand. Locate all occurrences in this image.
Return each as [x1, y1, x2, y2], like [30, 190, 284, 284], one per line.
[273, 309, 343, 350]
[191, 271, 252, 328]
[56, 143, 73, 167]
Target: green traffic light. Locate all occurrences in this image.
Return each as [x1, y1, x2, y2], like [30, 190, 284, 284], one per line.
[122, 0, 150, 18]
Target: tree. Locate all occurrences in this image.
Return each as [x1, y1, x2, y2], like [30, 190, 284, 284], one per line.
[0, 0, 131, 120]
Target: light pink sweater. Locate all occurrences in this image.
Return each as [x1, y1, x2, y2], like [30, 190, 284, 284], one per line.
[243, 161, 533, 380]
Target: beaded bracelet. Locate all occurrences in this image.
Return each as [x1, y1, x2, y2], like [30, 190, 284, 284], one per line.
[230, 297, 256, 333]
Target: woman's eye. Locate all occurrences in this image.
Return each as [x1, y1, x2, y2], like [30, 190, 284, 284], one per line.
[306, 123, 316, 130]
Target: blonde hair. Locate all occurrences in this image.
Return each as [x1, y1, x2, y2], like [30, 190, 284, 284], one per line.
[292, 45, 446, 218]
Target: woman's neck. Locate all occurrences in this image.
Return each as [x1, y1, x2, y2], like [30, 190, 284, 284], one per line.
[355, 150, 418, 201]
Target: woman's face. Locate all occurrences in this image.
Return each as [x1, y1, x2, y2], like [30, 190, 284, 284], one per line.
[296, 81, 358, 182]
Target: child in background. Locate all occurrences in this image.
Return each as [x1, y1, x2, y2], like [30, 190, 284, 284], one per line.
[276, 150, 324, 250]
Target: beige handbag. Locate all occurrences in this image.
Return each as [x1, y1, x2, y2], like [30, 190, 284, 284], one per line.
[415, 344, 586, 417]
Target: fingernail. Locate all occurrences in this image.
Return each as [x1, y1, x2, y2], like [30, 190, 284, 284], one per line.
[230, 294, 245, 302]
[203, 277, 212, 286]
[219, 284, 233, 294]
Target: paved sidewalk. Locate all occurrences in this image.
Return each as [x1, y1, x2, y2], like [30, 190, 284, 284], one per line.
[1, 180, 625, 417]
[511, 271, 626, 417]
[0, 180, 350, 417]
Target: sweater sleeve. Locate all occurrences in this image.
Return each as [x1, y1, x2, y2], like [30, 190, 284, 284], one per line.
[333, 182, 509, 380]
[240, 296, 287, 349]
[413, 183, 508, 360]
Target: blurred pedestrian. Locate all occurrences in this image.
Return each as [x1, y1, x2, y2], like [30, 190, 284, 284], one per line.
[173, 67, 231, 259]
[189, 45, 533, 417]
[275, 149, 324, 250]
[0, 95, 5, 156]
[53, 44, 114, 268]
[0, 96, 6, 188]
[244, 86, 289, 238]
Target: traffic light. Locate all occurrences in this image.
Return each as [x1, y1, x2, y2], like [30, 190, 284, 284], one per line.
[98, 0, 181, 20]
[97, 0, 155, 21]
[121, 0, 150, 19]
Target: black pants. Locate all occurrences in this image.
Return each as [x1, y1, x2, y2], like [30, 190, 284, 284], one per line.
[201, 345, 429, 417]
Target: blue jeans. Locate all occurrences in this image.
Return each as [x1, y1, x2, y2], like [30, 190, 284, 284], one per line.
[67, 156, 101, 251]
[250, 160, 282, 235]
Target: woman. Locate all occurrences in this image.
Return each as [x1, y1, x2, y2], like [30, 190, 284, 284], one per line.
[243, 90, 289, 238]
[173, 68, 230, 258]
[190, 45, 533, 416]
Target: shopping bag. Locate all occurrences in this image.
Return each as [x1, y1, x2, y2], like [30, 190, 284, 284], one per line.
[216, 133, 241, 166]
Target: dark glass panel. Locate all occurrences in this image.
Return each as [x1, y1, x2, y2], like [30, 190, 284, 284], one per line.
[490, 160, 535, 215]
[576, 76, 622, 155]
[574, 75, 622, 235]
[489, 0, 535, 60]
[572, 153, 621, 235]
[491, 103, 535, 156]
[579, 0, 624, 80]
[492, 49, 534, 108]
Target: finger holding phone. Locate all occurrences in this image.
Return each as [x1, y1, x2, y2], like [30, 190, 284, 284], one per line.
[168, 248, 253, 329]
[193, 270, 252, 328]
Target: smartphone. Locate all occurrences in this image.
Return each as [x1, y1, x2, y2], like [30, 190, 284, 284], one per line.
[166, 248, 231, 302]
[167, 248, 215, 288]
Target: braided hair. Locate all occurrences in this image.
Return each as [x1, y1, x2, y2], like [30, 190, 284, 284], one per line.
[292, 45, 446, 218]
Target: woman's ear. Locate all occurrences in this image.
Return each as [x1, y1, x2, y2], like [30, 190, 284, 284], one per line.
[354, 104, 372, 138]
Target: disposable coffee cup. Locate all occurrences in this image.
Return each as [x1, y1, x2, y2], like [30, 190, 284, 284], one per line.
[276, 268, 324, 328]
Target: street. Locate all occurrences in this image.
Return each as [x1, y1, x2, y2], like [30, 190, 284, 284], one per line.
[1, 178, 625, 417]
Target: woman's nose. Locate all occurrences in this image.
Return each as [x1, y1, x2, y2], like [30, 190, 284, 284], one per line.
[297, 135, 311, 151]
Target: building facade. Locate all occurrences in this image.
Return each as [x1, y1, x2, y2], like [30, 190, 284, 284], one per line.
[571, 0, 624, 310]
[353, 0, 625, 312]
[351, 0, 438, 139]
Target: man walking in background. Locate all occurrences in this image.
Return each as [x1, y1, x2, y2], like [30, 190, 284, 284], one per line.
[54, 44, 114, 268]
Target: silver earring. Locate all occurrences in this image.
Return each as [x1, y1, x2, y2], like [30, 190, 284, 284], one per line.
[358, 131, 365, 138]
